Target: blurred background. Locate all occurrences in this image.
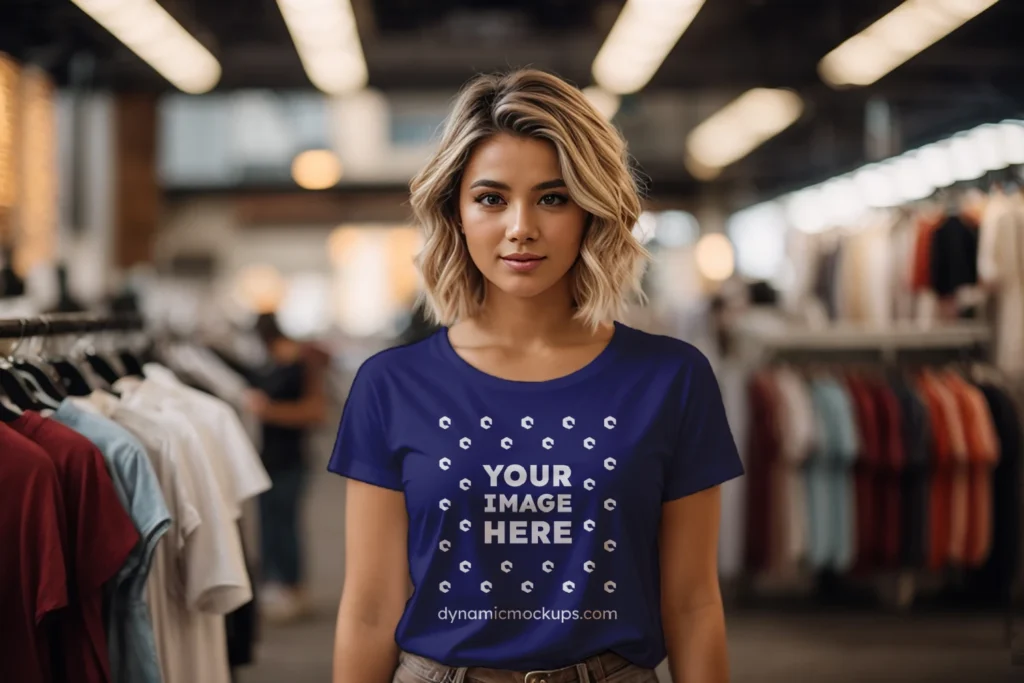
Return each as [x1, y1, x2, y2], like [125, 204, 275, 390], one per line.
[1, 1, 1024, 682]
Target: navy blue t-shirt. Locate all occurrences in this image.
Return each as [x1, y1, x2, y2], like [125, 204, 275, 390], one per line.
[327, 322, 743, 670]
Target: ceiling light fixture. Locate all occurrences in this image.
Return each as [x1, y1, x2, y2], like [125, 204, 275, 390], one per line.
[276, 0, 368, 95]
[739, 119, 1024, 235]
[694, 233, 735, 281]
[592, 0, 707, 95]
[818, 0, 1001, 88]
[685, 88, 804, 180]
[292, 149, 343, 190]
[71, 0, 221, 94]
[582, 85, 621, 121]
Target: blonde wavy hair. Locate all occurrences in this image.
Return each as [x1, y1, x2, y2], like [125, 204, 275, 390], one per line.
[410, 69, 650, 331]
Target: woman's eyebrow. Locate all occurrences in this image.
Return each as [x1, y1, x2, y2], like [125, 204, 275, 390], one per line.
[467, 179, 565, 191]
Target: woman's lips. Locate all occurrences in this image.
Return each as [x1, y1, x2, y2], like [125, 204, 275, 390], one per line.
[501, 255, 546, 272]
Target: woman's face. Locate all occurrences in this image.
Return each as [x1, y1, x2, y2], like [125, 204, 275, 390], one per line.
[457, 133, 588, 303]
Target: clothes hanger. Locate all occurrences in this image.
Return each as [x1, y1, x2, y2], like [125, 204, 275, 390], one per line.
[71, 322, 124, 396]
[0, 321, 52, 411]
[50, 357, 95, 397]
[11, 321, 67, 404]
[114, 328, 146, 378]
[118, 349, 145, 378]
[0, 386, 21, 421]
[33, 317, 93, 398]
[83, 323, 124, 385]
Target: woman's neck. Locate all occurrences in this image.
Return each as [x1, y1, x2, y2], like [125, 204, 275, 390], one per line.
[468, 282, 590, 347]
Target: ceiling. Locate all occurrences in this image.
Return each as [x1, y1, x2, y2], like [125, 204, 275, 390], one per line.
[3, 0, 1024, 204]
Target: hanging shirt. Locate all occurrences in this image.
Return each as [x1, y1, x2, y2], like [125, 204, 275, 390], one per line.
[973, 383, 1023, 599]
[0, 424, 68, 683]
[139, 364, 271, 505]
[977, 193, 1024, 380]
[807, 378, 859, 572]
[7, 412, 140, 683]
[114, 371, 271, 519]
[743, 371, 780, 574]
[131, 366, 270, 674]
[327, 323, 743, 670]
[78, 391, 251, 683]
[889, 376, 931, 569]
[929, 215, 980, 298]
[771, 367, 815, 572]
[52, 402, 171, 683]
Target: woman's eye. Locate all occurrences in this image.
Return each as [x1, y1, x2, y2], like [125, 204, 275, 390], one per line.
[476, 193, 505, 206]
[539, 193, 568, 206]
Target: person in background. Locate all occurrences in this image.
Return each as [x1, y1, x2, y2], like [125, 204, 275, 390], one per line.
[245, 312, 328, 622]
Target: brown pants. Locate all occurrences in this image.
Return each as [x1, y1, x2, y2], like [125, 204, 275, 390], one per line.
[393, 650, 659, 683]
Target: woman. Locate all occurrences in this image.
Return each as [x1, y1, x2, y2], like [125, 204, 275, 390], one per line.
[328, 70, 744, 683]
[246, 312, 328, 622]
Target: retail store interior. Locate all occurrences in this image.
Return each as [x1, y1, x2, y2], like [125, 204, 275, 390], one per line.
[2, 1, 1024, 682]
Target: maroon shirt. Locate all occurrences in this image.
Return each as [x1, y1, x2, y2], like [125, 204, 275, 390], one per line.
[0, 424, 68, 683]
[9, 412, 139, 683]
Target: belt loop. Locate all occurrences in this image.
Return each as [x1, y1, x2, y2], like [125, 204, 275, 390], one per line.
[589, 654, 606, 682]
[452, 666, 469, 683]
[575, 663, 590, 683]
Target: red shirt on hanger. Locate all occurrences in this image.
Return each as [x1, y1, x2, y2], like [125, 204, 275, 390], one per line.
[0, 423, 68, 683]
[8, 412, 140, 683]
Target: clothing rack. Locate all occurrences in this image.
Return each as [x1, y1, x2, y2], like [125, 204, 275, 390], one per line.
[0, 312, 145, 339]
[732, 310, 993, 366]
[0, 311, 271, 683]
[731, 309, 1020, 620]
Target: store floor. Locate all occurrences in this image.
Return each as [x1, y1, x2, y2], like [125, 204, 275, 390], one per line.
[237, 465, 1022, 683]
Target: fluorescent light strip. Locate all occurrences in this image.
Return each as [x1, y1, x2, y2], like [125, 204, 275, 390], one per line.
[819, 0, 1001, 88]
[739, 119, 1024, 235]
[72, 0, 221, 94]
[583, 85, 621, 120]
[685, 88, 804, 179]
[276, 0, 367, 95]
[592, 0, 707, 95]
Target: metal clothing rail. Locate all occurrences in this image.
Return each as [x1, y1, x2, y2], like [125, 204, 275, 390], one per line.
[732, 310, 993, 365]
[0, 313, 145, 339]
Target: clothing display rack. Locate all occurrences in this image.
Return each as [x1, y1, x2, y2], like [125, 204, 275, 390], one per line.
[0, 312, 145, 338]
[729, 309, 1022, 651]
[0, 309, 270, 683]
[732, 309, 993, 366]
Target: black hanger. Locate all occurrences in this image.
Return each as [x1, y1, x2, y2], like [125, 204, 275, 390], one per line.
[118, 349, 145, 378]
[81, 319, 124, 385]
[0, 321, 51, 411]
[14, 360, 66, 399]
[85, 352, 122, 385]
[15, 318, 68, 403]
[13, 350, 67, 404]
[12, 368, 61, 409]
[0, 361, 45, 411]
[0, 389, 21, 421]
[50, 359, 94, 397]
[30, 317, 93, 398]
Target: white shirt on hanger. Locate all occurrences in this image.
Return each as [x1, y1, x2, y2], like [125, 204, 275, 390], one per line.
[77, 390, 250, 683]
[978, 191, 1024, 380]
[138, 364, 271, 503]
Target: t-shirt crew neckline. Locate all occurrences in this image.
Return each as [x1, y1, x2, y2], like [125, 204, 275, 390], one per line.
[436, 320, 625, 392]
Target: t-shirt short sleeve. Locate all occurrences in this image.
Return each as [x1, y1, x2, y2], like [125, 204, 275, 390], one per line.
[662, 351, 745, 502]
[327, 362, 403, 491]
[74, 440, 142, 593]
[18, 444, 69, 622]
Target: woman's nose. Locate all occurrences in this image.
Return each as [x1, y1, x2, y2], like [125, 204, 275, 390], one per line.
[506, 204, 539, 242]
